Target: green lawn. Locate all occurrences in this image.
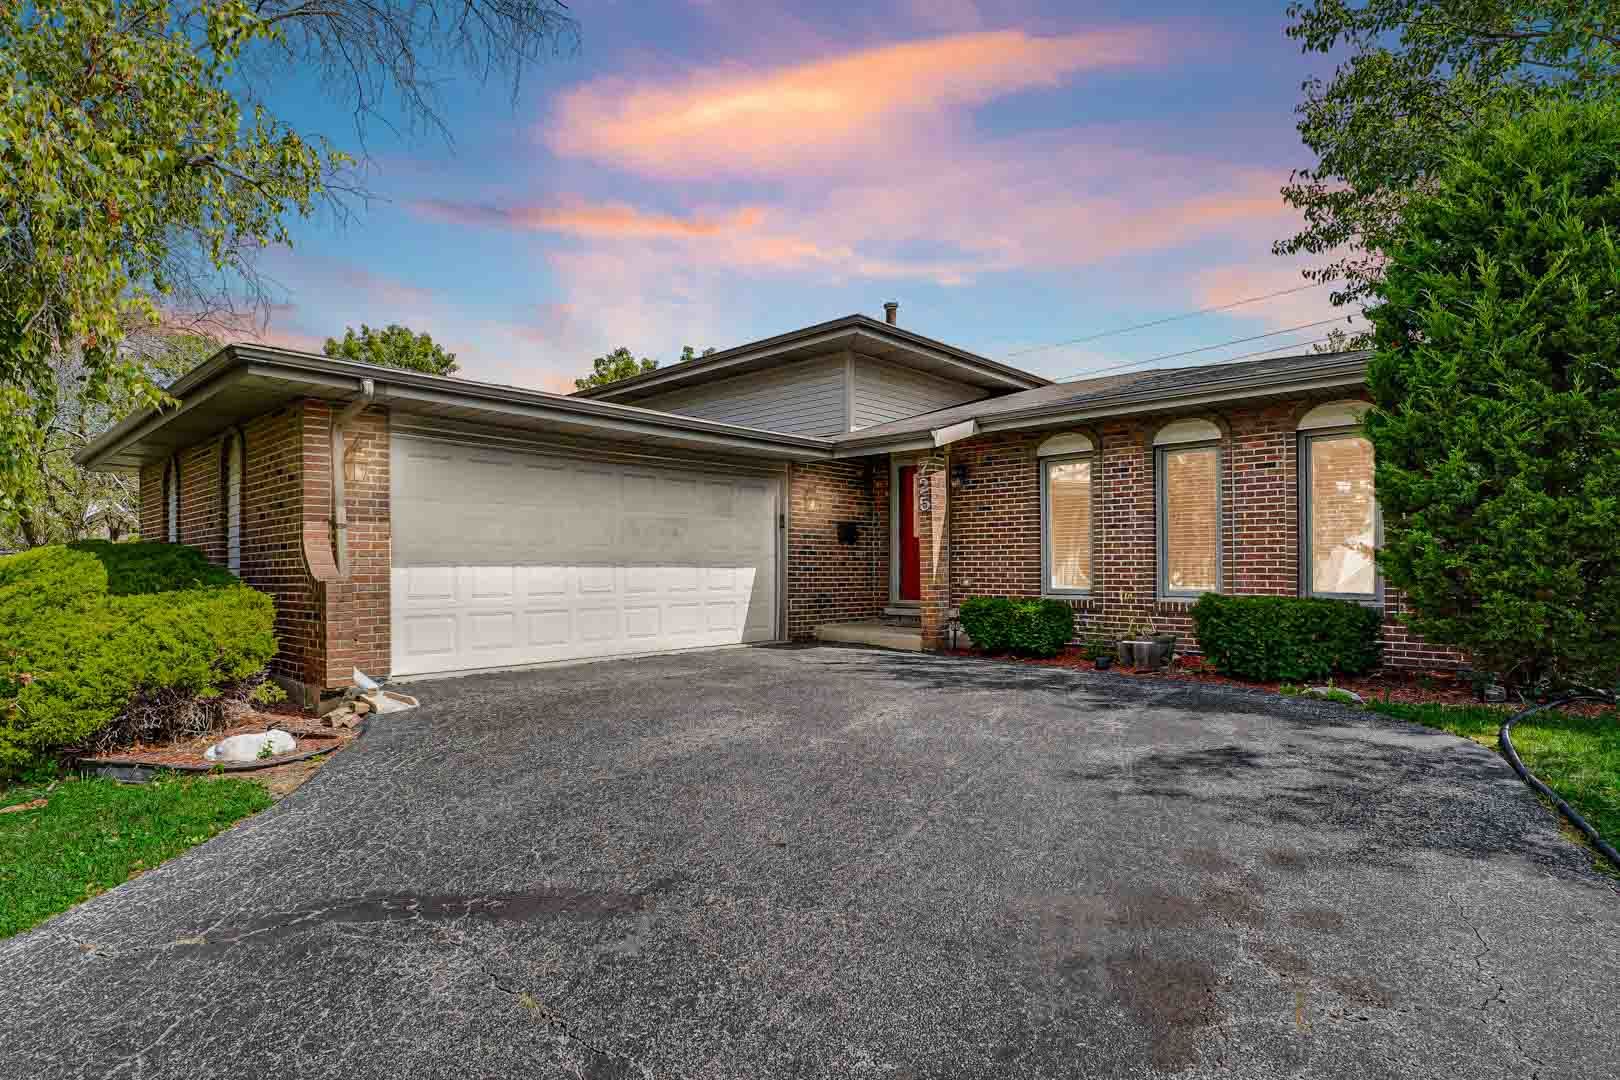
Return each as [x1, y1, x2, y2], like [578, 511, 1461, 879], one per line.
[0, 773, 272, 938]
[1367, 700, 1620, 854]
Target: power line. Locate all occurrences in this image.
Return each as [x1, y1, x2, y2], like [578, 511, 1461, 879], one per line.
[1005, 281, 1330, 359]
[1054, 315, 1363, 383]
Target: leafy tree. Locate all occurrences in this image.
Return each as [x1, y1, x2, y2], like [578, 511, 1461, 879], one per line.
[1363, 96, 1620, 688]
[574, 345, 714, 391]
[324, 325, 458, 376]
[1278, 1, 1620, 306]
[0, 333, 215, 550]
[576, 348, 657, 391]
[1, 0, 576, 526]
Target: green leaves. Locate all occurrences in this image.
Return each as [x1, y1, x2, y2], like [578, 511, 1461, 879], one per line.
[575, 346, 659, 391]
[1279, 1, 1620, 305]
[1366, 97, 1620, 686]
[958, 597, 1076, 658]
[0, 541, 278, 776]
[1191, 594, 1383, 682]
[323, 323, 458, 376]
[1, 0, 329, 514]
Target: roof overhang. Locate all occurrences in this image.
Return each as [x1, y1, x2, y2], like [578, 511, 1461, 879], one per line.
[574, 315, 1049, 404]
[77, 344, 840, 473]
[829, 353, 1371, 457]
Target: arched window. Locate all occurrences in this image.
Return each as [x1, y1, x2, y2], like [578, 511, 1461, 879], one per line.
[221, 432, 244, 573]
[164, 457, 180, 543]
[1038, 433, 1095, 595]
[1153, 418, 1224, 598]
[1298, 401, 1377, 599]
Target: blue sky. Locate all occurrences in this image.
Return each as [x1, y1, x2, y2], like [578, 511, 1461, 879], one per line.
[250, 1, 1360, 392]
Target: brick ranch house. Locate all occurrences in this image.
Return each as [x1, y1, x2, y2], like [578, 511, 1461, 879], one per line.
[78, 310, 1460, 705]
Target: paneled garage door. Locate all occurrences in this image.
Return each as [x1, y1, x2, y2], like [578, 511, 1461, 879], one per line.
[390, 436, 781, 677]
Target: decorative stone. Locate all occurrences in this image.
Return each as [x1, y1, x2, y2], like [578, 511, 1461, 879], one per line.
[1303, 686, 1364, 704]
[204, 730, 297, 763]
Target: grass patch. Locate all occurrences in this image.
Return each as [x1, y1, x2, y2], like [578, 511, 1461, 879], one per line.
[1366, 700, 1620, 851]
[0, 772, 272, 938]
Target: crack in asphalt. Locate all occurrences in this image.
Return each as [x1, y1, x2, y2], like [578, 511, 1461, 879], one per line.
[1470, 923, 1545, 1079]
[479, 959, 652, 1078]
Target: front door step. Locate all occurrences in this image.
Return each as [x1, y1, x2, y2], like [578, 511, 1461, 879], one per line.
[816, 620, 925, 652]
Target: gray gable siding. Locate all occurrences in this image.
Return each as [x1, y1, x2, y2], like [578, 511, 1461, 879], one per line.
[636, 355, 848, 436]
[851, 355, 986, 430]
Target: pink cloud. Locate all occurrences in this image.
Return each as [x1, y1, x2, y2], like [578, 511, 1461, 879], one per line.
[548, 28, 1169, 178]
[413, 198, 767, 239]
[1191, 259, 1361, 333]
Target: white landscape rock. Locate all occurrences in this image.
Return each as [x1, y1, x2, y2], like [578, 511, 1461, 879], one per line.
[203, 730, 297, 763]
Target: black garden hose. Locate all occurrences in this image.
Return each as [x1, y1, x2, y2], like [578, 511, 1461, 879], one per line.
[1498, 694, 1620, 872]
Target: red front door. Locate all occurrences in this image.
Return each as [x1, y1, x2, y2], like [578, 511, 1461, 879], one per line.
[898, 465, 921, 601]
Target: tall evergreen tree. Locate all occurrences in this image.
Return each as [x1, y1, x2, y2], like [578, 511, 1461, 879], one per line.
[1365, 96, 1620, 687]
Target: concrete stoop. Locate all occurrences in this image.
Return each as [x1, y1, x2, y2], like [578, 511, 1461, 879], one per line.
[815, 619, 925, 652]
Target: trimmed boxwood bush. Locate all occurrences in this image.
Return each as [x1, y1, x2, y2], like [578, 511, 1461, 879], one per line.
[1191, 594, 1381, 682]
[959, 596, 1075, 658]
[0, 542, 277, 775]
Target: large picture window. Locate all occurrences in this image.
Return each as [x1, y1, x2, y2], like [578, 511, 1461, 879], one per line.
[1156, 433, 1221, 597]
[1041, 455, 1092, 593]
[1302, 430, 1377, 598]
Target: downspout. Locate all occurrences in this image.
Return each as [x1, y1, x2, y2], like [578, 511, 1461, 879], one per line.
[331, 378, 375, 578]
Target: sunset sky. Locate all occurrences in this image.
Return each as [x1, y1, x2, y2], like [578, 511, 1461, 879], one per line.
[255, 1, 1361, 392]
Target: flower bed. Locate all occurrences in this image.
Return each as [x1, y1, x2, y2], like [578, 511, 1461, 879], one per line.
[950, 647, 1590, 710]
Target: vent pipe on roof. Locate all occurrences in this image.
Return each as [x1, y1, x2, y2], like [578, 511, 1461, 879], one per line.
[883, 301, 898, 325]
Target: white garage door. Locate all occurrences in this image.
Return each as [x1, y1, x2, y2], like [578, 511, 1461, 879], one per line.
[390, 436, 781, 677]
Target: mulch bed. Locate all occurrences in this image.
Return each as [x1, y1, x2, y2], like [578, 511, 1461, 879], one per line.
[79, 703, 361, 770]
[949, 647, 1607, 712]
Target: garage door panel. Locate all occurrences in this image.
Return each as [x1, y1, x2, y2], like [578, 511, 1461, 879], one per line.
[468, 566, 516, 600]
[577, 606, 620, 642]
[403, 565, 456, 602]
[402, 614, 457, 657]
[577, 565, 616, 594]
[468, 611, 516, 651]
[525, 608, 571, 646]
[391, 437, 781, 677]
[624, 605, 661, 639]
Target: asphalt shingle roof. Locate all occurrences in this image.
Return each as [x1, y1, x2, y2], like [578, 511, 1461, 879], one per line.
[834, 350, 1372, 443]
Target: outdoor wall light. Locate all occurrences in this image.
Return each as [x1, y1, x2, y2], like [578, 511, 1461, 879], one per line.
[951, 463, 969, 489]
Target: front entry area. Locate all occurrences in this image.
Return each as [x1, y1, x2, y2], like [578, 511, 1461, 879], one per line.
[895, 463, 921, 603]
[389, 435, 781, 677]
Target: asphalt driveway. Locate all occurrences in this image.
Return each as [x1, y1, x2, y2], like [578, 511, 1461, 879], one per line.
[2, 646, 1616, 1079]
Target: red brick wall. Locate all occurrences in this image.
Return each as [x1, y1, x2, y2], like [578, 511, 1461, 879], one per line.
[305, 402, 391, 688]
[138, 462, 165, 540]
[137, 400, 393, 696]
[1227, 405, 1299, 595]
[938, 397, 1464, 670]
[786, 459, 889, 637]
[950, 431, 1044, 599]
[177, 439, 226, 563]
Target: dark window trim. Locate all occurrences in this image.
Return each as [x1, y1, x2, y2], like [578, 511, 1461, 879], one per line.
[1298, 425, 1381, 603]
[219, 429, 246, 574]
[1040, 451, 1095, 597]
[1155, 440, 1223, 600]
[164, 456, 181, 543]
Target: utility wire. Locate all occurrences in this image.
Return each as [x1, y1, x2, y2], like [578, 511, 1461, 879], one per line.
[1005, 281, 1329, 358]
[1054, 315, 1360, 383]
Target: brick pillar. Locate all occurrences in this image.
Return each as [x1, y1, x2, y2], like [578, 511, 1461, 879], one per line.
[914, 450, 952, 649]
